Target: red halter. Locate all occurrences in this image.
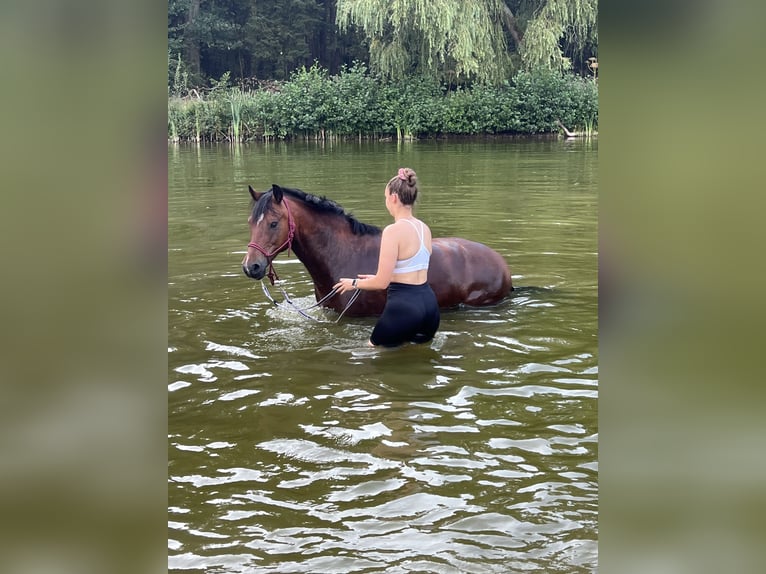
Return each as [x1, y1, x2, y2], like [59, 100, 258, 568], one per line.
[247, 199, 296, 284]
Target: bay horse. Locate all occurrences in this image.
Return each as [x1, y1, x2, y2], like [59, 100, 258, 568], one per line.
[242, 184, 512, 317]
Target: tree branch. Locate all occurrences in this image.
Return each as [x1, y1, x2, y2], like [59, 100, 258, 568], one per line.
[499, 4, 523, 49]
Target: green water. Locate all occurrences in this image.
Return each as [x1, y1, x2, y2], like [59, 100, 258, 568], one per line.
[169, 138, 598, 573]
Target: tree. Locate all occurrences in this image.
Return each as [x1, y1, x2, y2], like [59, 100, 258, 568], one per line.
[168, 0, 251, 85]
[186, 0, 202, 80]
[336, 0, 512, 85]
[168, 0, 369, 87]
[515, 0, 598, 73]
[167, 0, 598, 88]
[335, 0, 598, 84]
[168, 0, 201, 84]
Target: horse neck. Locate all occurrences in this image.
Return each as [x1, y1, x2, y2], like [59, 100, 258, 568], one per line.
[289, 202, 376, 294]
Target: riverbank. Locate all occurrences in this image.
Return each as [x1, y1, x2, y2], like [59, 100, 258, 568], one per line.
[168, 64, 598, 143]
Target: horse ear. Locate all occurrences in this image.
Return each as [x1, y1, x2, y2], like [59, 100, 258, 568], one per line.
[248, 185, 263, 202]
[271, 184, 283, 203]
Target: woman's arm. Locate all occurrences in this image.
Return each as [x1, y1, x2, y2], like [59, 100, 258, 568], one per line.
[334, 225, 398, 293]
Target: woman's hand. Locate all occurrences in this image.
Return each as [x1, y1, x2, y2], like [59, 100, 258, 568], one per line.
[334, 274, 376, 294]
[333, 277, 358, 294]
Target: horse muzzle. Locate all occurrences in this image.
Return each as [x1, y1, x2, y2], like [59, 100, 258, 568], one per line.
[242, 262, 266, 280]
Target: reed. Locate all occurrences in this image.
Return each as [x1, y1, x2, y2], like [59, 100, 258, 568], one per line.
[582, 115, 596, 137]
[168, 103, 180, 143]
[169, 117, 178, 143]
[194, 105, 201, 142]
[228, 89, 244, 142]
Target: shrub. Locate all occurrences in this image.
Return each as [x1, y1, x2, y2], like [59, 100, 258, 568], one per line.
[167, 66, 598, 141]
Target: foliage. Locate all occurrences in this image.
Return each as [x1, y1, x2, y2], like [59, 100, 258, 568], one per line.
[518, 0, 598, 72]
[168, 1, 598, 90]
[326, 62, 386, 136]
[168, 0, 370, 89]
[168, 51, 189, 98]
[278, 64, 333, 135]
[336, 0, 512, 85]
[380, 77, 445, 138]
[168, 65, 597, 142]
[440, 83, 519, 134]
[511, 69, 597, 133]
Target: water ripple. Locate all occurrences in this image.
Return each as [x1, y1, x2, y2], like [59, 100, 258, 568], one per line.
[169, 141, 598, 573]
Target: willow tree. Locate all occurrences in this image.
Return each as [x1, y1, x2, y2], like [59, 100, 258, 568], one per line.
[336, 0, 512, 85]
[515, 0, 598, 71]
[336, 0, 598, 83]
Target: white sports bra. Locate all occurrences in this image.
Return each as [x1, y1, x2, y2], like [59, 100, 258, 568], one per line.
[393, 219, 431, 274]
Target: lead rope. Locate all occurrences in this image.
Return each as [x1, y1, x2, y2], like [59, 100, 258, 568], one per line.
[260, 281, 361, 323]
[336, 288, 362, 322]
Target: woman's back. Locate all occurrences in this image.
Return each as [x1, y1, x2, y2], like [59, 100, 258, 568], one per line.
[333, 166, 441, 347]
[392, 217, 431, 284]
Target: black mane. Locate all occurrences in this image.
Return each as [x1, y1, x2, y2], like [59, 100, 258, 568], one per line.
[255, 186, 381, 236]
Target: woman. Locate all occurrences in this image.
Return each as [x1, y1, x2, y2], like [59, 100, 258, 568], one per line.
[334, 167, 440, 347]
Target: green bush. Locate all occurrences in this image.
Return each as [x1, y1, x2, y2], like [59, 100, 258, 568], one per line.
[327, 63, 386, 136]
[512, 70, 598, 134]
[278, 63, 336, 138]
[167, 66, 598, 142]
[440, 83, 520, 134]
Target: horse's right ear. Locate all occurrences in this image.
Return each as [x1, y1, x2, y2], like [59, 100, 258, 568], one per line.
[248, 185, 263, 202]
[271, 184, 284, 203]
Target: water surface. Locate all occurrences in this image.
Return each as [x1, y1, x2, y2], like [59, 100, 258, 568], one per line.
[169, 139, 598, 573]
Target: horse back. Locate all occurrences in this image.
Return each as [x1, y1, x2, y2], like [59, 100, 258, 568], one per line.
[429, 238, 512, 307]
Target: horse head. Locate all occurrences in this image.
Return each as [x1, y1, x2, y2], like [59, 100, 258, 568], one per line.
[242, 184, 296, 282]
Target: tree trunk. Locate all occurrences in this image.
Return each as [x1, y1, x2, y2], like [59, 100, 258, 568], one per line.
[185, 0, 201, 81]
[500, 4, 523, 49]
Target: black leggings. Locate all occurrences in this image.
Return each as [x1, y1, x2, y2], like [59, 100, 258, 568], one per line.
[370, 282, 440, 347]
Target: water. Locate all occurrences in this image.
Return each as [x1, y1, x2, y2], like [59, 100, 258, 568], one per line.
[169, 138, 598, 572]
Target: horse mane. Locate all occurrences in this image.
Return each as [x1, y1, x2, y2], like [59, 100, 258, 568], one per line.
[259, 186, 382, 236]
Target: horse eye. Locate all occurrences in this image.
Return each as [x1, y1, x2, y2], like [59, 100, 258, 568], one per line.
[269, 220, 278, 229]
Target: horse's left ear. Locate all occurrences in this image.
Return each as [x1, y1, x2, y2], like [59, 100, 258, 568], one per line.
[248, 185, 263, 202]
[271, 184, 284, 203]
